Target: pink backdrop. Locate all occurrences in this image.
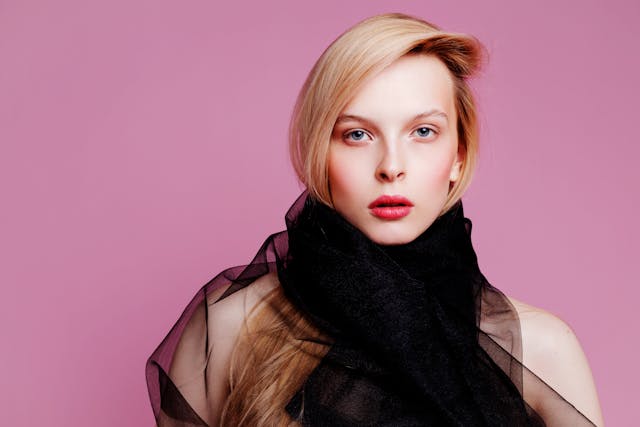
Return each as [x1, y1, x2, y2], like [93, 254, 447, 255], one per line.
[1, 1, 637, 425]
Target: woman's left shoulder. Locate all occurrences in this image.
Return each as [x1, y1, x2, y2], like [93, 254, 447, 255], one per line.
[506, 295, 576, 353]
[505, 295, 605, 426]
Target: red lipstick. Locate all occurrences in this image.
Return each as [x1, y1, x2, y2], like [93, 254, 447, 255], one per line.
[368, 195, 414, 220]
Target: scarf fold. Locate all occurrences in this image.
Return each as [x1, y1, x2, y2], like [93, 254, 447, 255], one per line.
[145, 190, 598, 427]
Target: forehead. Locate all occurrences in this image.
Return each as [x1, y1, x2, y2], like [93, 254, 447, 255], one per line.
[339, 54, 455, 123]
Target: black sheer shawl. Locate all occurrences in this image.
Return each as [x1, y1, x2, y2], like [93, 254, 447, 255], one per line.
[146, 190, 597, 426]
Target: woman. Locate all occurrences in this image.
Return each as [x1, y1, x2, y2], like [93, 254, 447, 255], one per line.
[146, 13, 604, 426]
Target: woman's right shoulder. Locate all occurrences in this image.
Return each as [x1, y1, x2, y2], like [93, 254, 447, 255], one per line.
[190, 270, 281, 426]
[207, 270, 281, 339]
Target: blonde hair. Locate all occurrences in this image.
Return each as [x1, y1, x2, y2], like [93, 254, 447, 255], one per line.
[221, 285, 331, 426]
[221, 13, 488, 425]
[289, 12, 487, 216]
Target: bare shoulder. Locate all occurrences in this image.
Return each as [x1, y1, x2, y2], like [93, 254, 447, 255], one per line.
[506, 295, 605, 426]
[201, 271, 280, 425]
[207, 270, 280, 337]
[165, 272, 280, 426]
[506, 296, 574, 350]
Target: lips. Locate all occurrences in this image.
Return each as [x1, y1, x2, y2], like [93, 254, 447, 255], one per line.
[368, 195, 414, 209]
[368, 195, 414, 220]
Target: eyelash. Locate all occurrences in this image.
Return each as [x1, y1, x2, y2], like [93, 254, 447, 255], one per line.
[343, 126, 438, 143]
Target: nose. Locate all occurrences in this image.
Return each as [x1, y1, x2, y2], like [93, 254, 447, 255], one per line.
[375, 143, 406, 183]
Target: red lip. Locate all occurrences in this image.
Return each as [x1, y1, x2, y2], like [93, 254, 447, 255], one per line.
[368, 195, 414, 220]
[368, 195, 414, 209]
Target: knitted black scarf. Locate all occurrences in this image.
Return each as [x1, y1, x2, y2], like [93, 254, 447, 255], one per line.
[276, 191, 538, 426]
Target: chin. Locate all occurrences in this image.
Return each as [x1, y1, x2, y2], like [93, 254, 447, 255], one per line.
[363, 227, 419, 246]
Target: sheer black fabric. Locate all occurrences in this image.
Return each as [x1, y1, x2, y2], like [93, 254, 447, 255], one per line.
[146, 190, 597, 426]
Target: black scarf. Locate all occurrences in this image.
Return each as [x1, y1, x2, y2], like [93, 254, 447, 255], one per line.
[276, 191, 539, 426]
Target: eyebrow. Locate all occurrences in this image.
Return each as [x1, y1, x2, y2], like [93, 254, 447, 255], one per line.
[335, 109, 450, 126]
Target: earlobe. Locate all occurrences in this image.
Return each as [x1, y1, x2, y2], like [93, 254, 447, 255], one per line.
[449, 159, 462, 183]
[450, 149, 464, 183]
[449, 167, 458, 182]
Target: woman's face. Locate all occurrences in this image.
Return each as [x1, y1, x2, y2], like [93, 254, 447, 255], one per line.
[328, 54, 462, 245]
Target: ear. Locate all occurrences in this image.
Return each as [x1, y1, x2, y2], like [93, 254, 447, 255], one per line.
[449, 147, 464, 183]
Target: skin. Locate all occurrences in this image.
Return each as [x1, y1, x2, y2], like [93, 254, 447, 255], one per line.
[508, 295, 605, 426]
[327, 54, 605, 425]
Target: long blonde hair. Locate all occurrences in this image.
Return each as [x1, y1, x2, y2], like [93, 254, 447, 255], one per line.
[220, 12, 487, 425]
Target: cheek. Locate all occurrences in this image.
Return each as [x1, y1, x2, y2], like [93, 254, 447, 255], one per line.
[328, 149, 364, 200]
[438, 158, 454, 182]
[416, 150, 457, 188]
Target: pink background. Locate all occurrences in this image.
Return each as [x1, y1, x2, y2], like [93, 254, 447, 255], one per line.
[1, 0, 637, 425]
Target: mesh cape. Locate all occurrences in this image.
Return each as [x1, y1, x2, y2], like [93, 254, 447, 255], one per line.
[146, 190, 597, 426]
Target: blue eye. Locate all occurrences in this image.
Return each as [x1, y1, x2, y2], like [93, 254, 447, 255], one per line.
[415, 127, 435, 138]
[345, 130, 369, 142]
